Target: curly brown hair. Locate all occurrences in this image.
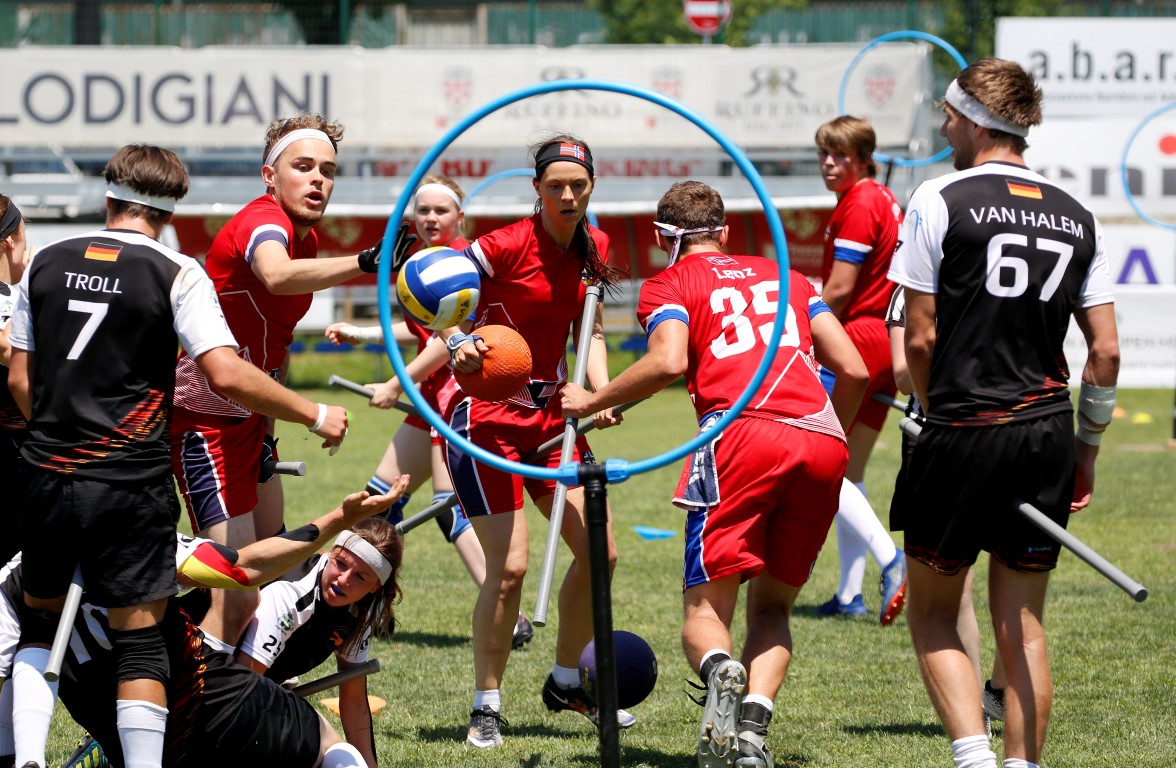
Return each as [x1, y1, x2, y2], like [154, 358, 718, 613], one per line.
[262, 113, 344, 166]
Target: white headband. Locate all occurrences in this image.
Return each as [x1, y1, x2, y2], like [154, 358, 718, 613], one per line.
[105, 182, 177, 213]
[413, 183, 463, 210]
[333, 530, 393, 585]
[264, 128, 335, 168]
[654, 221, 725, 266]
[944, 80, 1030, 138]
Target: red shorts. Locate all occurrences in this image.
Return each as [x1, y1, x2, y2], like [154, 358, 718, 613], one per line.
[445, 396, 589, 517]
[404, 371, 458, 437]
[681, 418, 847, 589]
[170, 407, 267, 532]
[844, 317, 897, 432]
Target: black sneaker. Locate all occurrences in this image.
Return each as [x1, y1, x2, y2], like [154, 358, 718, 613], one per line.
[466, 707, 506, 748]
[541, 673, 636, 728]
[734, 729, 774, 768]
[983, 680, 1005, 722]
[512, 612, 534, 650]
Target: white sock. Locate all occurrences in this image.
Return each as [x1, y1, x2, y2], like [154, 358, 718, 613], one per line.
[321, 741, 368, 768]
[552, 663, 580, 689]
[12, 647, 57, 768]
[116, 699, 168, 768]
[1003, 760, 1037, 768]
[834, 513, 869, 603]
[951, 734, 999, 768]
[473, 689, 501, 713]
[835, 479, 898, 599]
[742, 693, 774, 711]
[0, 678, 15, 758]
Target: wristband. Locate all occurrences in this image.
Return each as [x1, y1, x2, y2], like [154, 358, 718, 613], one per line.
[341, 324, 384, 343]
[310, 402, 328, 433]
[1076, 382, 1116, 446]
[445, 332, 482, 363]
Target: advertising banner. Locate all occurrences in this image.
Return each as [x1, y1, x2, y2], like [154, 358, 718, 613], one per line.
[996, 17, 1176, 118]
[0, 45, 925, 150]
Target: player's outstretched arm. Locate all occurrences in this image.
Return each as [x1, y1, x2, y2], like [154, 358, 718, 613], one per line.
[561, 319, 686, 419]
[811, 311, 868, 431]
[177, 478, 410, 590]
[250, 239, 368, 295]
[368, 336, 450, 409]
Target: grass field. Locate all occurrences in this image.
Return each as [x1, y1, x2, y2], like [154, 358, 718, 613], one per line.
[45, 379, 1176, 767]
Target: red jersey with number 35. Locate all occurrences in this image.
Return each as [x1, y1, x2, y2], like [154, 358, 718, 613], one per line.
[638, 252, 844, 441]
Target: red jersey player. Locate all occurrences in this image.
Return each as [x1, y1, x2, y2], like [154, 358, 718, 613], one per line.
[562, 181, 867, 768]
[440, 134, 627, 748]
[324, 174, 534, 650]
[813, 115, 908, 624]
[170, 114, 407, 650]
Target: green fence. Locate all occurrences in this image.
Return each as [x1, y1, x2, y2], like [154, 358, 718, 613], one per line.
[6, 1, 1176, 49]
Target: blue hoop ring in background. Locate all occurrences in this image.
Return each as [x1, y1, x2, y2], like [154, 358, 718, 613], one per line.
[1121, 100, 1176, 232]
[378, 79, 791, 485]
[463, 167, 599, 227]
[837, 30, 968, 168]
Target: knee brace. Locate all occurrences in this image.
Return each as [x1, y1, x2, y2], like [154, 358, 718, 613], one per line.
[433, 494, 470, 543]
[111, 624, 169, 686]
[18, 608, 60, 648]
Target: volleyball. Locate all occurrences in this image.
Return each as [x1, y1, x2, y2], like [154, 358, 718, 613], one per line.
[395, 246, 480, 330]
[579, 630, 658, 709]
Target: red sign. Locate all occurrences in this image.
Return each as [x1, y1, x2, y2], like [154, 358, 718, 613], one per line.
[683, 0, 732, 36]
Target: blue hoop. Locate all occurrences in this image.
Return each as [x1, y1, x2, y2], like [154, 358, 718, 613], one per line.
[377, 79, 791, 485]
[1120, 100, 1176, 232]
[464, 167, 598, 227]
[837, 30, 968, 168]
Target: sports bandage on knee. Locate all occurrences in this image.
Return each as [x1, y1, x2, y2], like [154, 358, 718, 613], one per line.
[19, 608, 60, 647]
[111, 624, 170, 686]
[179, 541, 252, 590]
[1076, 382, 1116, 446]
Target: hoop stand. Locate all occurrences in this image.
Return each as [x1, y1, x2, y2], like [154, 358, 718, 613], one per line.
[582, 463, 620, 768]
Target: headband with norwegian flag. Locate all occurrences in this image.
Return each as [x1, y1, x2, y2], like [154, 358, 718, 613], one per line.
[534, 140, 594, 178]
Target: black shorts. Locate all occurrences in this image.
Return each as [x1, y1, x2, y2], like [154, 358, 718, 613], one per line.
[201, 663, 323, 766]
[0, 431, 26, 564]
[899, 411, 1075, 575]
[19, 466, 180, 608]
